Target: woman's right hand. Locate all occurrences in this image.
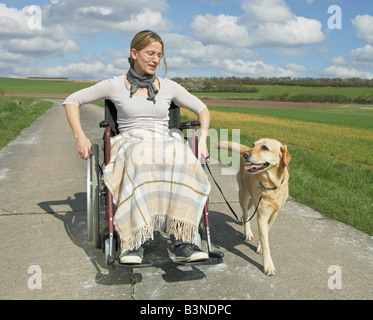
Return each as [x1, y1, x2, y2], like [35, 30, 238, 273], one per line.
[77, 135, 92, 160]
[64, 103, 92, 160]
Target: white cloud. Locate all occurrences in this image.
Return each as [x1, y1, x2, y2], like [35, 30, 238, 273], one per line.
[0, 1, 171, 78]
[247, 16, 324, 47]
[166, 56, 195, 71]
[162, 33, 258, 68]
[0, 4, 80, 57]
[0, 49, 32, 64]
[325, 47, 373, 79]
[0, 4, 38, 38]
[0, 1, 365, 80]
[220, 59, 296, 77]
[37, 60, 106, 80]
[190, 14, 250, 47]
[191, 0, 324, 48]
[0, 49, 36, 78]
[241, 0, 293, 23]
[43, 0, 171, 34]
[350, 45, 373, 68]
[323, 66, 373, 79]
[76, 6, 113, 16]
[275, 47, 309, 57]
[352, 15, 373, 45]
[286, 63, 308, 73]
[162, 32, 295, 78]
[330, 57, 346, 66]
[351, 45, 373, 61]
[5, 37, 80, 57]
[101, 50, 131, 76]
[110, 9, 169, 33]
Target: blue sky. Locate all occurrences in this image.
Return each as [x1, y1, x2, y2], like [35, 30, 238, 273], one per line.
[1, 0, 373, 80]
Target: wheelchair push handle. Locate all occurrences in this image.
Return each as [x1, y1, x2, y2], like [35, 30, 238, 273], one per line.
[100, 120, 111, 128]
[180, 120, 200, 128]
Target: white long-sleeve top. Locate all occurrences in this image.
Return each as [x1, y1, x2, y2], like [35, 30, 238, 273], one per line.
[63, 75, 206, 134]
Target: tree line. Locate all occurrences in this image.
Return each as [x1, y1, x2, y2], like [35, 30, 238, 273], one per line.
[172, 76, 373, 92]
[172, 76, 373, 104]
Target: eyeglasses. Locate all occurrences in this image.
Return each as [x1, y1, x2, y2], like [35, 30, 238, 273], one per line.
[141, 51, 164, 61]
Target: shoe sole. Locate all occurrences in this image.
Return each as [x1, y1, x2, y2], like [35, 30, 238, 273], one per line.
[175, 252, 209, 262]
[119, 257, 143, 264]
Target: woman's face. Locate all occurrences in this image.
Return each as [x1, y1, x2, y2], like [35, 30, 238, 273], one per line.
[131, 41, 163, 75]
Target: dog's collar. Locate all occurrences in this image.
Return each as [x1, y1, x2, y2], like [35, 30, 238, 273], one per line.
[259, 179, 284, 191]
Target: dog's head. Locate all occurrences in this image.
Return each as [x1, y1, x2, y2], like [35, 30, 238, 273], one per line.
[243, 138, 291, 174]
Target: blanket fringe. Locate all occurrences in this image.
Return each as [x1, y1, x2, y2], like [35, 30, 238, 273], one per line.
[119, 214, 201, 254]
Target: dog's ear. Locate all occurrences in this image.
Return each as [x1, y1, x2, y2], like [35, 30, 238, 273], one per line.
[281, 145, 291, 170]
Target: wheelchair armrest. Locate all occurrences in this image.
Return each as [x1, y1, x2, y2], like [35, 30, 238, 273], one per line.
[180, 120, 200, 128]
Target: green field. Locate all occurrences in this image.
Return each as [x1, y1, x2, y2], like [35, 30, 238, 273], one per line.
[208, 105, 373, 130]
[193, 85, 373, 100]
[0, 77, 96, 94]
[1, 77, 372, 235]
[1, 77, 372, 100]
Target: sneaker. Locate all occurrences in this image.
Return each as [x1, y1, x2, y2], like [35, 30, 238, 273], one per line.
[119, 246, 144, 264]
[174, 244, 209, 262]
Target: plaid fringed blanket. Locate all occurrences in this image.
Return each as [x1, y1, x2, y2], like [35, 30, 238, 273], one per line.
[103, 128, 211, 254]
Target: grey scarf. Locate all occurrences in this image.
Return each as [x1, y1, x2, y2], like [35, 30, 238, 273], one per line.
[126, 68, 158, 104]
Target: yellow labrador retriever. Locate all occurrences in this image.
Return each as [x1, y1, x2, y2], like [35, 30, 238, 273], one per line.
[218, 139, 291, 276]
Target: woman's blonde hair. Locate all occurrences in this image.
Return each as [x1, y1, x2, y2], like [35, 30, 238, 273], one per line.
[128, 30, 167, 73]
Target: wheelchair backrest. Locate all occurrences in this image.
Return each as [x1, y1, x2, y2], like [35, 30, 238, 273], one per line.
[104, 99, 181, 137]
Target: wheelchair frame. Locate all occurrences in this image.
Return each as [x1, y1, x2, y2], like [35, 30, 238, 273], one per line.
[87, 99, 224, 269]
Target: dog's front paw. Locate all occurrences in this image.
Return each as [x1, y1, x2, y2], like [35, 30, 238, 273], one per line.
[242, 223, 254, 241]
[264, 264, 277, 276]
[243, 231, 254, 241]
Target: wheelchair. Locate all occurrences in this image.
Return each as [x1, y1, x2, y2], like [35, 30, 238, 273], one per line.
[86, 99, 224, 269]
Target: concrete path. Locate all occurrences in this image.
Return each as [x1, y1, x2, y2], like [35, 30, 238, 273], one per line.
[0, 100, 372, 300]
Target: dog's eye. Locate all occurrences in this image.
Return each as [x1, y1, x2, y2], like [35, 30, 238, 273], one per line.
[261, 145, 269, 151]
[252, 143, 255, 148]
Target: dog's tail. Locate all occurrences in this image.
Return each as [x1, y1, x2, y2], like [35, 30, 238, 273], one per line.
[216, 141, 250, 154]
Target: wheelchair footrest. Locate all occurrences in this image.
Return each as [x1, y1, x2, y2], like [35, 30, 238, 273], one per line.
[106, 251, 224, 269]
[108, 260, 154, 270]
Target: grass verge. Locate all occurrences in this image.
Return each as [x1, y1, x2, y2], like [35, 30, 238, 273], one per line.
[0, 96, 53, 149]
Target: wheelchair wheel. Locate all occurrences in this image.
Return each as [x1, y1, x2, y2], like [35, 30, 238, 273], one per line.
[87, 144, 101, 248]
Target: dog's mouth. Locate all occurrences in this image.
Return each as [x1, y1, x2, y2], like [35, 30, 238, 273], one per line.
[244, 162, 269, 173]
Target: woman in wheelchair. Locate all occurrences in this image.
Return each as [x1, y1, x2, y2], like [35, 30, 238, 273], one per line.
[63, 30, 211, 264]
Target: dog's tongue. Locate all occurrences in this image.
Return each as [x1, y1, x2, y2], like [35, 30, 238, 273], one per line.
[245, 163, 261, 171]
